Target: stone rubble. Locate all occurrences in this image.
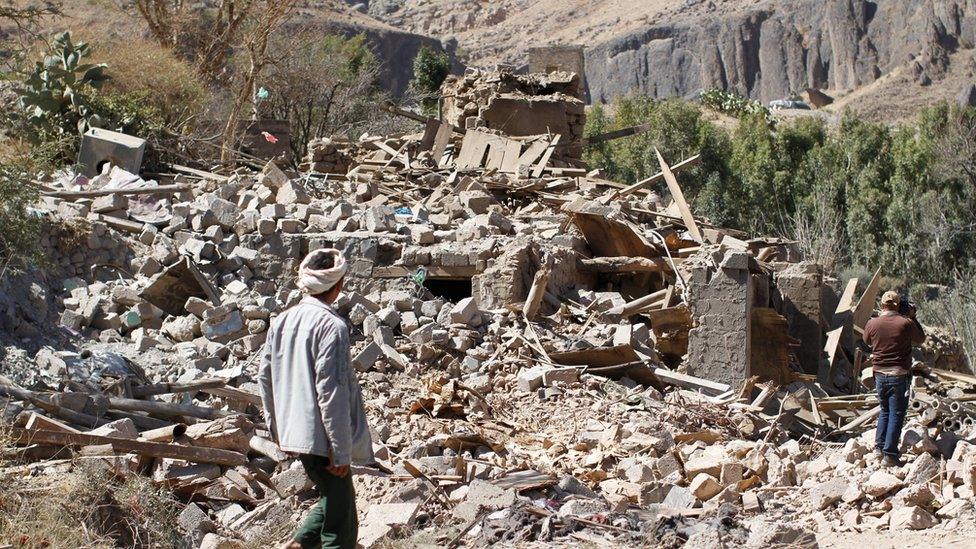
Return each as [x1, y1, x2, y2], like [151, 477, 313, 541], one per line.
[1, 68, 975, 548]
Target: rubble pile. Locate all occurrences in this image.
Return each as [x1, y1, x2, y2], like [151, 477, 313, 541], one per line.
[2, 68, 976, 548]
[440, 68, 586, 160]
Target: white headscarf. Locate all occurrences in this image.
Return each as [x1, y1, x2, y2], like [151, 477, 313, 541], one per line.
[297, 248, 348, 294]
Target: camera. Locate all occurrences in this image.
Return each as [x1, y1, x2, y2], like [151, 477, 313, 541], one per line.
[898, 297, 916, 317]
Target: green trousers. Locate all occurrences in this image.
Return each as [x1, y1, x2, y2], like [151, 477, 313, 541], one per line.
[293, 454, 358, 549]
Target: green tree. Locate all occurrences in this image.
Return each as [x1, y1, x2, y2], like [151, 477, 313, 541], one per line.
[410, 45, 450, 115]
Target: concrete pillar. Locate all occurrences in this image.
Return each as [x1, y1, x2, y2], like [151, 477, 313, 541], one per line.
[685, 251, 754, 389]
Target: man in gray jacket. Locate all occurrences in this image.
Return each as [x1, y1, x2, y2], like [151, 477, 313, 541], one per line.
[259, 248, 373, 549]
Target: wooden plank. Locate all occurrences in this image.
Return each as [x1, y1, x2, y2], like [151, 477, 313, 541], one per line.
[531, 134, 561, 178]
[9, 428, 248, 466]
[371, 265, 479, 279]
[823, 327, 844, 369]
[171, 164, 229, 181]
[515, 138, 550, 169]
[456, 131, 491, 169]
[499, 138, 524, 173]
[485, 136, 508, 170]
[643, 305, 693, 332]
[373, 140, 409, 168]
[25, 412, 80, 434]
[852, 268, 882, 329]
[419, 118, 440, 151]
[42, 184, 192, 199]
[835, 278, 859, 314]
[655, 148, 702, 243]
[431, 122, 454, 162]
[616, 154, 701, 198]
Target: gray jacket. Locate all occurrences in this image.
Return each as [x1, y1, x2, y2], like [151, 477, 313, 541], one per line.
[258, 296, 373, 465]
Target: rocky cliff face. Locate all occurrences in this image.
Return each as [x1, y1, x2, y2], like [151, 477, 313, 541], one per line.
[585, 0, 976, 103]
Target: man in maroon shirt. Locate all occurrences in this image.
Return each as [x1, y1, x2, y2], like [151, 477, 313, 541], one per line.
[863, 291, 926, 466]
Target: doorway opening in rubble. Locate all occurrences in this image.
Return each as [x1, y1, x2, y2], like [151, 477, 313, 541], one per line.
[424, 278, 472, 301]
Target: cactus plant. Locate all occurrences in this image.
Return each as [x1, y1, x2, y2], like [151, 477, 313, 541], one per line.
[14, 31, 109, 144]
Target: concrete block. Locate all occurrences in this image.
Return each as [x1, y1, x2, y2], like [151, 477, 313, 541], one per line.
[557, 498, 610, 518]
[201, 306, 245, 341]
[77, 128, 146, 178]
[517, 366, 545, 392]
[662, 485, 698, 509]
[91, 193, 128, 213]
[353, 342, 383, 372]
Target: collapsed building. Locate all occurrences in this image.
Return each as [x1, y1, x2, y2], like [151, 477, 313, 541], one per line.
[2, 68, 976, 548]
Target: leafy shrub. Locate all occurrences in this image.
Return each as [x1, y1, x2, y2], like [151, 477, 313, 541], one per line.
[583, 95, 731, 200]
[12, 31, 109, 148]
[700, 88, 769, 118]
[0, 155, 45, 277]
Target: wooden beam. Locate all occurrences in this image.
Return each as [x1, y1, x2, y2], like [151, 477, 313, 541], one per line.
[609, 288, 671, 317]
[581, 123, 652, 146]
[92, 214, 146, 234]
[9, 428, 248, 467]
[616, 154, 701, 198]
[531, 135, 561, 178]
[106, 396, 234, 421]
[203, 386, 263, 407]
[25, 412, 80, 434]
[835, 406, 880, 433]
[381, 102, 465, 134]
[0, 383, 110, 429]
[42, 184, 192, 199]
[130, 378, 227, 398]
[578, 256, 675, 273]
[655, 148, 702, 243]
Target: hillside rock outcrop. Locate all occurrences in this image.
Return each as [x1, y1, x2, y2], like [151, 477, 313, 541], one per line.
[585, 0, 976, 103]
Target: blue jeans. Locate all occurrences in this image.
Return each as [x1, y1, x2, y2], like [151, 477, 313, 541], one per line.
[875, 373, 909, 457]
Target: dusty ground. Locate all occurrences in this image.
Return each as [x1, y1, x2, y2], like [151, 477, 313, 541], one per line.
[818, 523, 976, 549]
